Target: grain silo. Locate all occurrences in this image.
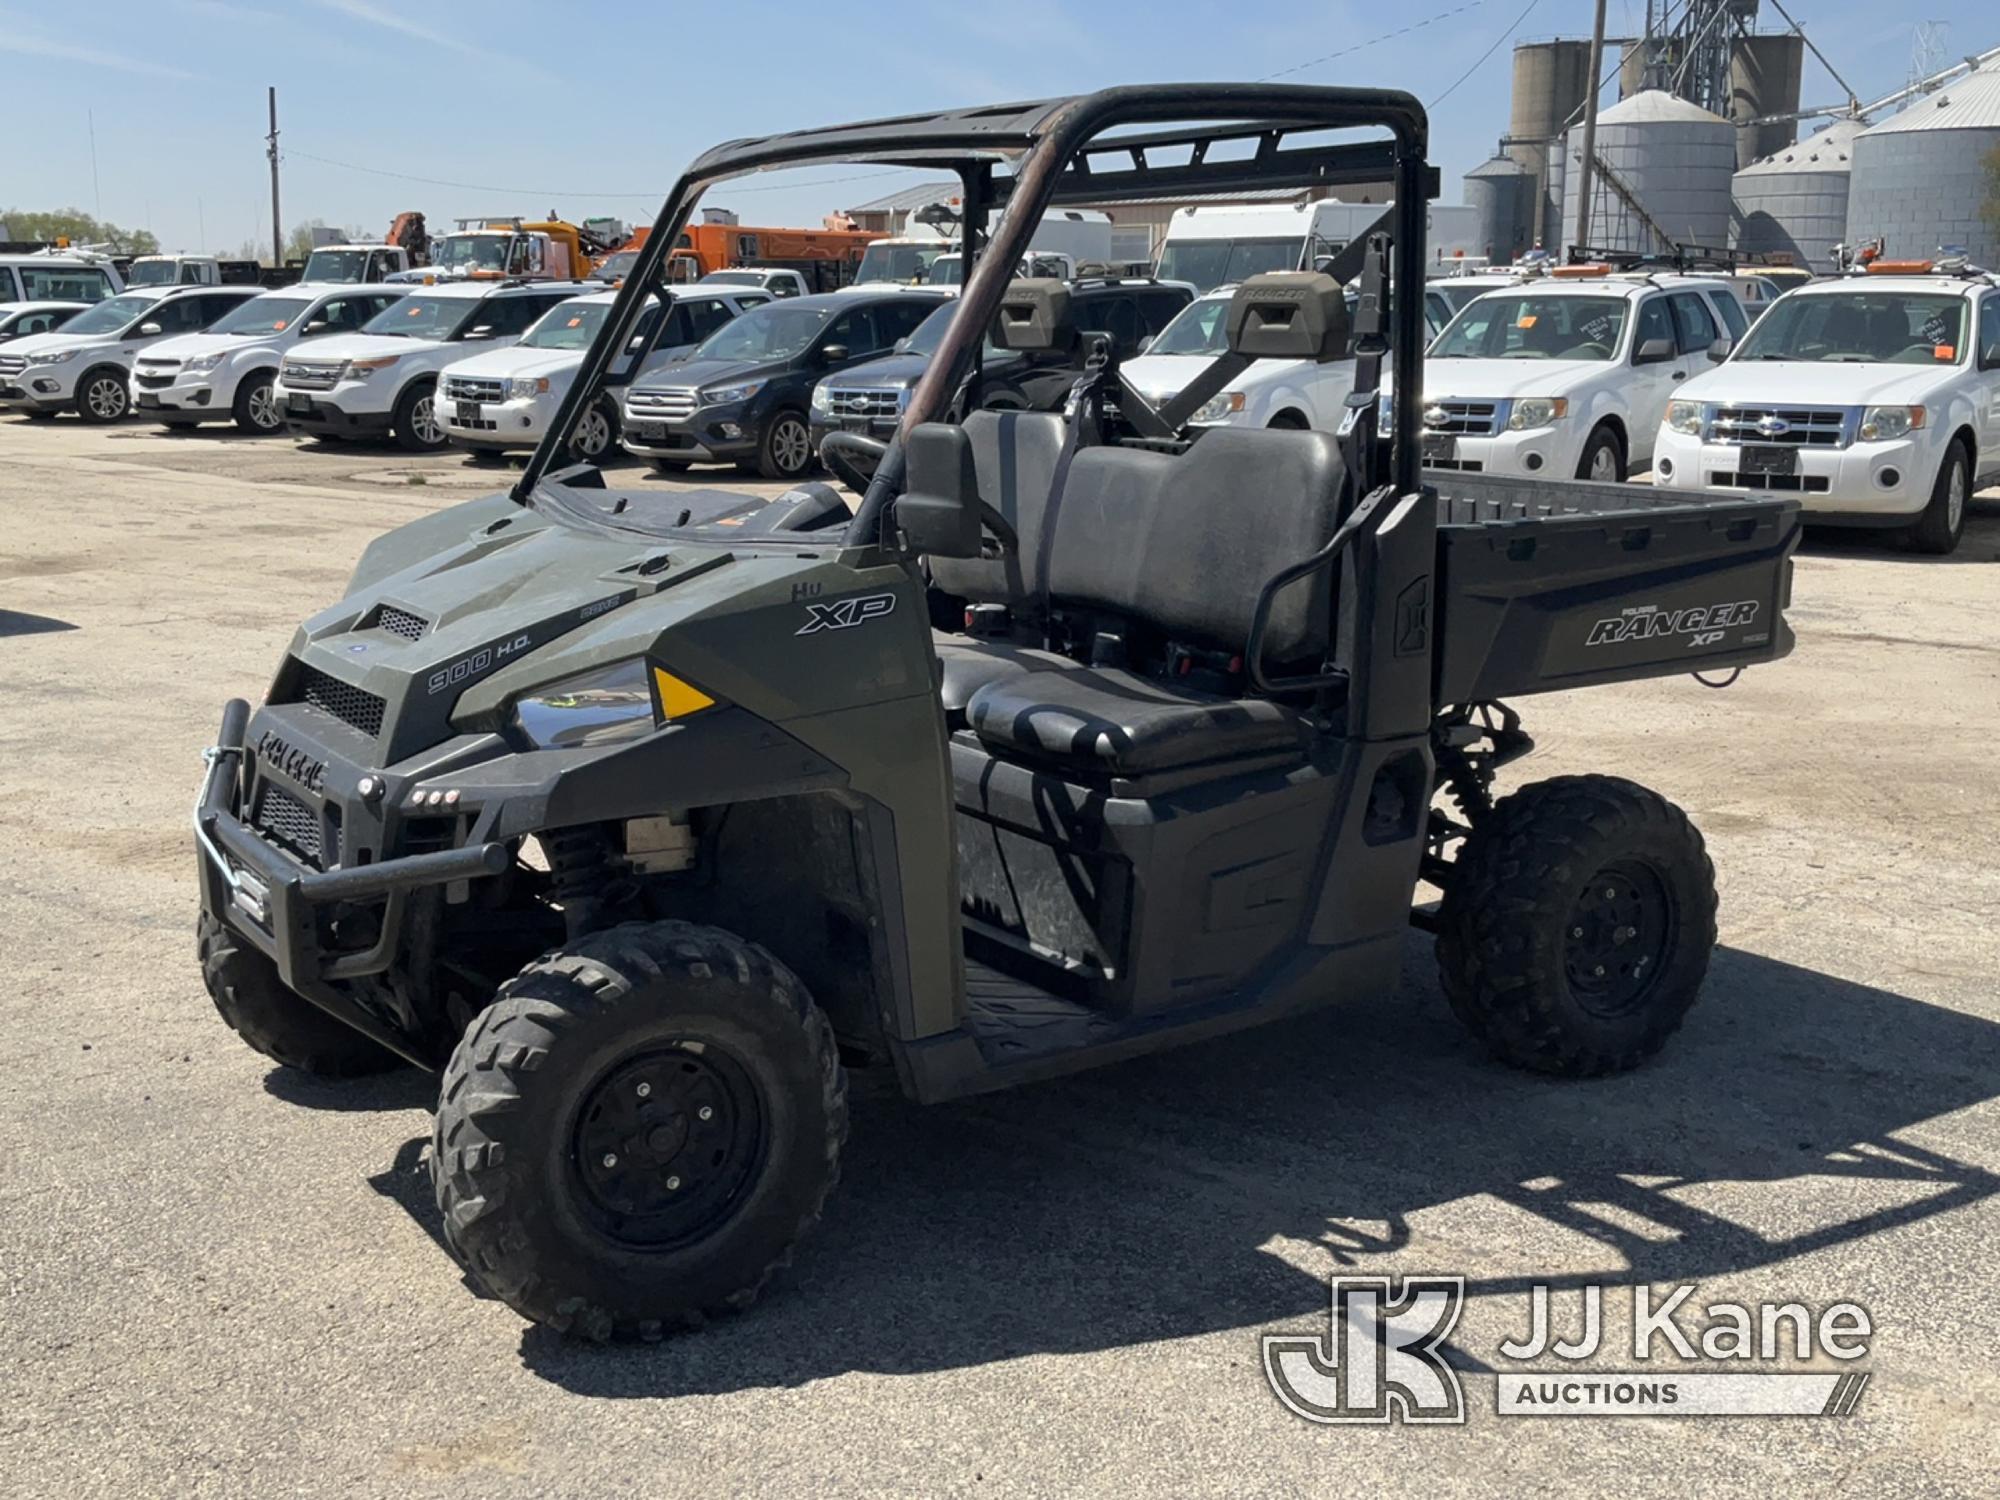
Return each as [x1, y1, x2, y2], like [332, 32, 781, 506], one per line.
[1508, 40, 1595, 250]
[1728, 32, 1805, 168]
[1846, 63, 2000, 268]
[1731, 116, 1862, 271]
[1563, 90, 1736, 254]
[1464, 150, 1536, 263]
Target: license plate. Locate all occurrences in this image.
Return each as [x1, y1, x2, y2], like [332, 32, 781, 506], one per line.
[1421, 432, 1457, 464]
[630, 421, 669, 441]
[455, 400, 483, 425]
[136, 394, 160, 408]
[1741, 444, 1797, 476]
[286, 393, 312, 416]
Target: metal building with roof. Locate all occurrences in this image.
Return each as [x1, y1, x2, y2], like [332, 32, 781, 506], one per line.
[1563, 90, 1737, 255]
[1732, 116, 1863, 271]
[1846, 62, 2000, 267]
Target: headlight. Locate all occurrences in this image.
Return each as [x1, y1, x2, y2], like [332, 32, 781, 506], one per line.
[183, 353, 225, 374]
[508, 376, 550, 401]
[1507, 397, 1569, 430]
[810, 383, 832, 413]
[26, 349, 77, 366]
[506, 659, 713, 751]
[1666, 400, 1705, 435]
[1859, 405, 1924, 442]
[345, 356, 399, 380]
[700, 381, 763, 406]
[1190, 390, 1246, 424]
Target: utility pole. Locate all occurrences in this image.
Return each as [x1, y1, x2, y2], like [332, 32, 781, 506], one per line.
[1574, 0, 1609, 255]
[266, 87, 282, 267]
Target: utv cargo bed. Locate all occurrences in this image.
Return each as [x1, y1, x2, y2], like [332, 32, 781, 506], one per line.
[1425, 471, 1799, 704]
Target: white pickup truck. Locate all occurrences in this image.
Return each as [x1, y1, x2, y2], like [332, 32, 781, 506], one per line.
[274, 280, 592, 451]
[0, 252, 122, 303]
[1391, 269, 1751, 482]
[130, 283, 407, 433]
[435, 285, 770, 460]
[1654, 264, 2000, 553]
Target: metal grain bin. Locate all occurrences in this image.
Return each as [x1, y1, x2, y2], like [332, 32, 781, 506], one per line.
[1563, 90, 1737, 254]
[1732, 116, 1862, 271]
[1847, 64, 2000, 268]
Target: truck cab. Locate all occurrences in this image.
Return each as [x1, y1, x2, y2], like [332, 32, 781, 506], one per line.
[1654, 262, 2000, 553]
[1396, 268, 1750, 482]
[300, 244, 413, 284]
[0, 252, 123, 303]
[393, 219, 590, 284]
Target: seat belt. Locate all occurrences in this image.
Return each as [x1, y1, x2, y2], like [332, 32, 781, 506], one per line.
[1337, 233, 1390, 509]
[1034, 344, 1112, 645]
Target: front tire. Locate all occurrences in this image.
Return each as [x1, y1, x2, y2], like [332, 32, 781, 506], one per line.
[755, 409, 813, 481]
[1575, 424, 1625, 483]
[567, 398, 618, 463]
[431, 921, 847, 1340]
[198, 913, 404, 1076]
[1435, 775, 1717, 1077]
[75, 367, 131, 423]
[232, 370, 283, 435]
[392, 380, 446, 453]
[1909, 440, 1969, 555]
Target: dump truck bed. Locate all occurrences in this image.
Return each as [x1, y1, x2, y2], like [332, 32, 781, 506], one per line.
[1425, 471, 1799, 704]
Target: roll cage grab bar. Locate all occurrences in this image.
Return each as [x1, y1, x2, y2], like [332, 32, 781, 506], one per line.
[515, 85, 1435, 541]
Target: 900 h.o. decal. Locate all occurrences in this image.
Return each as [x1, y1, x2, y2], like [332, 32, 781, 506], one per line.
[796, 592, 897, 635]
[1585, 600, 1759, 650]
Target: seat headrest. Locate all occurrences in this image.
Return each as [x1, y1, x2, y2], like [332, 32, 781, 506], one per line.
[1225, 272, 1349, 361]
[992, 278, 1075, 354]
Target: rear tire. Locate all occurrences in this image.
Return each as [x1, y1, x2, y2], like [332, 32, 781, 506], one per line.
[431, 920, 847, 1340]
[1908, 441, 1969, 556]
[1575, 424, 1625, 483]
[1435, 775, 1717, 1077]
[197, 913, 403, 1077]
[392, 379, 446, 453]
[232, 370, 283, 435]
[75, 367, 131, 423]
[755, 409, 813, 481]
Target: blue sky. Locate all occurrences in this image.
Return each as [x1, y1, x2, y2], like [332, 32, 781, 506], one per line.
[1, 0, 1988, 255]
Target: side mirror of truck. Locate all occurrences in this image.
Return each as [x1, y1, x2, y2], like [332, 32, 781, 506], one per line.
[820, 344, 849, 364]
[1137, 334, 1155, 354]
[896, 423, 983, 558]
[302, 320, 330, 338]
[1635, 337, 1675, 365]
[138, 322, 163, 337]
[1707, 336, 1733, 363]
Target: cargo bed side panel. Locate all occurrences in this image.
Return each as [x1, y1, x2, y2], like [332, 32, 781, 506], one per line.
[1430, 475, 1799, 704]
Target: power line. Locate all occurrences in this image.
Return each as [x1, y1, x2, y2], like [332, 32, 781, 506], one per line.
[1259, 1, 1493, 81]
[278, 146, 910, 202]
[1430, 0, 1543, 108]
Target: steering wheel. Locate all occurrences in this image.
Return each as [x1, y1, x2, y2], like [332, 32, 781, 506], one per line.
[818, 430, 885, 496]
[1563, 342, 1612, 360]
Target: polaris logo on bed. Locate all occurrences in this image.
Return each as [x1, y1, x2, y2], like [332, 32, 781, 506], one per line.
[796, 592, 897, 635]
[1585, 600, 1759, 650]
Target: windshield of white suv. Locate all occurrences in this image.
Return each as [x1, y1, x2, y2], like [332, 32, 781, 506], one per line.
[691, 301, 831, 362]
[855, 243, 945, 285]
[210, 296, 312, 335]
[1148, 296, 1232, 356]
[1432, 294, 1628, 360]
[124, 261, 180, 287]
[59, 293, 156, 336]
[521, 299, 661, 351]
[1734, 291, 1969, 364]
[1154, 237, 1304, 294]
[18, 265, 115, 301]
[436, 236, 512, 273]
[362, 295, 476, 340]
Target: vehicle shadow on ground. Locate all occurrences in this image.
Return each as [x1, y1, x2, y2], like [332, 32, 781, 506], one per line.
[1799, 496, 2000, 564]
[266, 1065, 434, 1113]
[0, 609, 78, 637]
[361, 940, 2000, 1395]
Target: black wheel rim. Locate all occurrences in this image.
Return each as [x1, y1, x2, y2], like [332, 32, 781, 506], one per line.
[1563, 858, 1674, 1017]
[568, 1041, 767, 1250]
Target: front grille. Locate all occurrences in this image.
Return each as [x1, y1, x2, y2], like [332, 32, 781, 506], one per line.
[254, 782, 324, 867]
[1709, 470, 1833, 494]
[826, 387, 903, 419]
[0, 355, 27, 379]
[373, 604, 428, 642]
[1707, 406, 1852, 448]
[444, 374, 505, 403]
[297, 664, 385, 738]
[281, 360, 344, 392]
[1427, 457, 1486, 472]
[626, 388, 698, 420]
[1423, 400, 1503, 436]
[135, 373, 175, 390]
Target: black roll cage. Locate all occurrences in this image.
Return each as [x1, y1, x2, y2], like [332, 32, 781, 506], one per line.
[514, 85, 1433, 540]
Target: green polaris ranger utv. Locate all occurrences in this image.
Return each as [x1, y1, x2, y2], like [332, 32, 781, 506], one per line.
[194, 85, 1801, 1339]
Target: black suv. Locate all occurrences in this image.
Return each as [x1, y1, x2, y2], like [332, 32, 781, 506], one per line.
[618, 289, 946, 479]
[808, 278, 1192, 450]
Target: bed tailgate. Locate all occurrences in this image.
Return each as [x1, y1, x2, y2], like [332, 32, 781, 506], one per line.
[1428, 473, 1801, 704]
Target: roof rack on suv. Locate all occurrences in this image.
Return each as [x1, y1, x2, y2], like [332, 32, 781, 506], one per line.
[1565, 242, 1783, 275]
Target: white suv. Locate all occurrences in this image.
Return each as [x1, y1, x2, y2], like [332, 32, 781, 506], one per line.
[1119, 285, 1356, 431]
[1396, 272, 1750, 481]
[274, 280, 592, 451]
[0, 285, 260, 422]
[437, 286, 769, 461]
[131, 284, 407, 434]
[1654, 269, 2000, 554]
